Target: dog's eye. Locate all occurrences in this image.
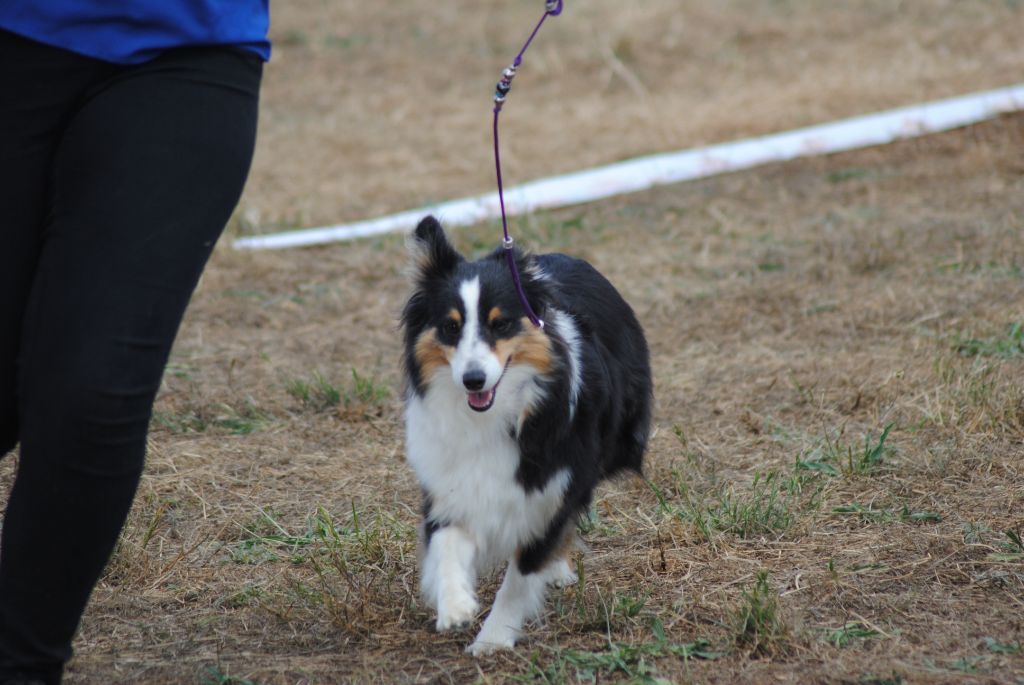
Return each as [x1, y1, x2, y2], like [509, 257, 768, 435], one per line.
[441, 318, 461, 338]
[492, 318, 514, 336]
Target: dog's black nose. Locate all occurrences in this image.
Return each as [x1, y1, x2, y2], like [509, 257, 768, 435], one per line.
[462, 369, 486, 392]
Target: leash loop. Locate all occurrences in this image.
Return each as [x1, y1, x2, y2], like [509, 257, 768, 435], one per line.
[492, 1, 563, 329]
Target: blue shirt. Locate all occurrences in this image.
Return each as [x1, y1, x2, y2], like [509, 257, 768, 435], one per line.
[0, 1, 271, 64]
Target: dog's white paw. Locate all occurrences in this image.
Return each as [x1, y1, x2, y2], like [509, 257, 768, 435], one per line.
[435, 592, 479, 632]
[545, 559, 579, 589]
[466, 631, 517, 656]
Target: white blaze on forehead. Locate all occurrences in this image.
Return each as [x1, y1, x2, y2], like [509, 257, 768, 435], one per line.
[459, 278, 481, 341]
[451, 277, 504, 391]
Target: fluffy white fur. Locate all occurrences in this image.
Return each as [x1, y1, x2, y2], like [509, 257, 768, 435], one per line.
[406, 345, 571, 649]
[468, 562, 551, 655]
[420, 526, 478, 631]
[545, 307, 582, 420]
[406, 383, 570, 569]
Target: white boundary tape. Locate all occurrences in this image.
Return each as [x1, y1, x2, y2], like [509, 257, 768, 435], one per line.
[234, 84, 1024, 250]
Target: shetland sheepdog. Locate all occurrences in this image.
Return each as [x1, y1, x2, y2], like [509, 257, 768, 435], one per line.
[401, 216, 652, 654]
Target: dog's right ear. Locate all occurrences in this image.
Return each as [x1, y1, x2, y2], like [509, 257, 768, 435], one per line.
[409, 215, 462, 281]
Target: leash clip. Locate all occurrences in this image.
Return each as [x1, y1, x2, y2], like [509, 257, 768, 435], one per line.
[502, 236, 514, 250]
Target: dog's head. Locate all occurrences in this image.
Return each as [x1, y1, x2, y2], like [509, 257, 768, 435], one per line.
[401, 216, 551, 412]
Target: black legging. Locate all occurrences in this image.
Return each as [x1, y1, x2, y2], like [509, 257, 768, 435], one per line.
[0, 30, 262, 682]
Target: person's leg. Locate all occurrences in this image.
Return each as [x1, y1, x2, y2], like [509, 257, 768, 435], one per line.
[0, 30, 95, 457]
[0, 45, 261, 682]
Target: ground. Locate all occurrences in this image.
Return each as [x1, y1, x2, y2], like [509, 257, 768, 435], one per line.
[3, 1, 1023, 683]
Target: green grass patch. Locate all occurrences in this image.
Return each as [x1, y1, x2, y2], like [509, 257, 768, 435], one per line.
[238, 504, 416, 638]
[827, 166, 874, 183]
[732, 571, 788, 657]
[201, 666, 268, 685]
[961, 520, 993, 544]
[708, 472, 796, 538]
[230, 508, 316, 565]
[650, 470, 804, 542]
[287, 368, 391, 415]
[983, 636, 1022, 654]
[510, 619, 723, 685]
[831, 502, 941, 525]
[988, 529, 1024, 562]
[941, 655, 991, 674]
[217, 584, 266, 610]
[578, 506, 621, 537]
[858, 673, 905, 685]
[164, 361, 198, 379]
[286, 372, 342, 411]
[229, 504, 413, 568]
[794, 423, 896, 477]
[954, 322, 1024, 358]
[823, 622, 883, 648]
[152, 399, 269, 435]
[346, 368, 391, 408]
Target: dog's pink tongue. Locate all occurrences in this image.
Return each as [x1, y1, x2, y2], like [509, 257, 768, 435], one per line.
[468, 389, 495, 410]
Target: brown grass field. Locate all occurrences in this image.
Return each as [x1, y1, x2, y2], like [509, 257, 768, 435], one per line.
[4, 1, 1024, 683]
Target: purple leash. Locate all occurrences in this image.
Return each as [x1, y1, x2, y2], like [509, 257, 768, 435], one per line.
[493, 0, 563, 330]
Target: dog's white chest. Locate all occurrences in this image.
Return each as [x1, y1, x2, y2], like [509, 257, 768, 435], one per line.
[405, 382, 568, 569]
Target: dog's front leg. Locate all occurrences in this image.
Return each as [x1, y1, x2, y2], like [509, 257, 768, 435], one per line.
[467, 559, 548, 655]
[421, 525, 479, 632]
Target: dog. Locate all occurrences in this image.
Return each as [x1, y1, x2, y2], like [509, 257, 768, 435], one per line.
[401, 215, 652, 654]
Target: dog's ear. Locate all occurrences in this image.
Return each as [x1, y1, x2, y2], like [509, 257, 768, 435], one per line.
[409, 215, 462, 281]
[514, 248, 541, 280]
[507, 247, 550, 321]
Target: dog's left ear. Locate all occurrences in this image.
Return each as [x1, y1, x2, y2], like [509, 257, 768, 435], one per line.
[509, 248, 550, 320]
[409, 215, 462, 281]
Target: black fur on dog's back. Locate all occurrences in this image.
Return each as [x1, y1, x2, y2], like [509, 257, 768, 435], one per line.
[523, 251, 650, 479]
[511, 251, 652, 572]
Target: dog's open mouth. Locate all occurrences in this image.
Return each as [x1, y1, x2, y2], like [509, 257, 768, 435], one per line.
[465, 359, 510, 413]
[467, 388, 497, 412]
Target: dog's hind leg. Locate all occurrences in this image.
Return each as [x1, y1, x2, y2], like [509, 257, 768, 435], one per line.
[542, 556, 579, 589]
[541, 528, 580, 588]
[467, 560, 548, 655]
[421, 525, 479, 632]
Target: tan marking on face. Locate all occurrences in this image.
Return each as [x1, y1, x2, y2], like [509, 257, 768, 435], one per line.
[488, 307, 503, 325]
[506, 318, 553, 373]
[489, 322, 552, 430]
[414, 329, 452, 382]
[493, 338, 515, 372]
[448, 308, 462, 325]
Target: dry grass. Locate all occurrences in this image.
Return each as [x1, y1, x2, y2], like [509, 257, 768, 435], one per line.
[52, 109, 1024, 685]
[2, 2, 1023, 684]
[241, 0, 1024, 231]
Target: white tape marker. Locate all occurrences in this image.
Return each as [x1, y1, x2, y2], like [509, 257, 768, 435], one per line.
[234, 84, 1024, 250]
